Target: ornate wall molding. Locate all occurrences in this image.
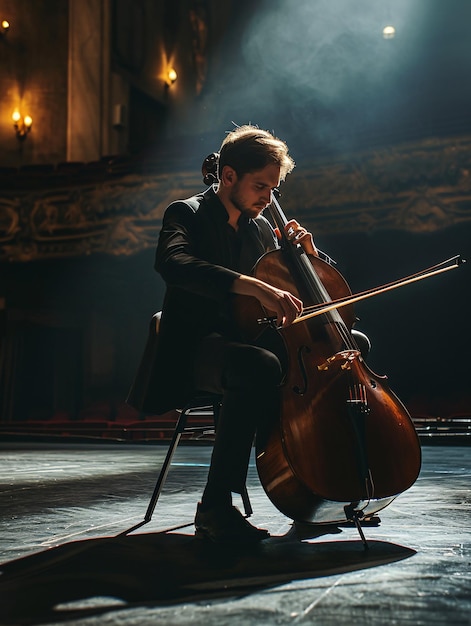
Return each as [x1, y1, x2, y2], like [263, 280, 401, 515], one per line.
[286, 135, 471, 236]
[0, 170, 200, 261]
[1, 134, 470, 262]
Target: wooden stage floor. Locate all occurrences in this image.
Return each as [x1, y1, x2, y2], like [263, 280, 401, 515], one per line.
[0, 442, 469, 625]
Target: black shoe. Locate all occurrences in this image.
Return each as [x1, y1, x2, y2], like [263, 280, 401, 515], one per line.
[194, 503, 270, 543]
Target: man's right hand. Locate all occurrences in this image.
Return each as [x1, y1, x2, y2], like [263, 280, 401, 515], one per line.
[231, 275, 303, 328]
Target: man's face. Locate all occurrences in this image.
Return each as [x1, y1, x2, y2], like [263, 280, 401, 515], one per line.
[229, 164, 281, 219]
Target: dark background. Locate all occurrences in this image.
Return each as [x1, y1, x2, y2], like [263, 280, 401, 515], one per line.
[0, 0, 470, 422]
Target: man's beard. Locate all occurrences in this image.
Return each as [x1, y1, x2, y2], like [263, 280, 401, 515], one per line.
[229, 187, 265, 219]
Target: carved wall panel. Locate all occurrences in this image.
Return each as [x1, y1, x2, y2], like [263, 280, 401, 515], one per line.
[283, 135, 471, 236]
[1, 134, 470, 262]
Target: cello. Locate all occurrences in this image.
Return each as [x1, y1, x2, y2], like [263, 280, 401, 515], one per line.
[202, 153, 461, 542]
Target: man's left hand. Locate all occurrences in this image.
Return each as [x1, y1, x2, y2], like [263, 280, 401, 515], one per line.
[284, 220, 317, 256]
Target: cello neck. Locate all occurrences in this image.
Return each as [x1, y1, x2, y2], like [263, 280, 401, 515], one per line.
[268, 194, 346, 329]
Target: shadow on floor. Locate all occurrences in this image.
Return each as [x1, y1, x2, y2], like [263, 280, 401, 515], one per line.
[0, 527, 416, 625]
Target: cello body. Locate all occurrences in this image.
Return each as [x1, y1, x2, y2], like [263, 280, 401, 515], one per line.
[239, 246, 422, 525]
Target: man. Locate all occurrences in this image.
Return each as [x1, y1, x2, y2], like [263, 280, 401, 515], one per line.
[130, 125, 317, 542]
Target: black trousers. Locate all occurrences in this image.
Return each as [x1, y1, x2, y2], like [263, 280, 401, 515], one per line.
[193, 334, 283, 499]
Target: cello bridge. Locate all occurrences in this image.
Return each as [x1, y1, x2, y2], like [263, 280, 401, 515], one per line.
[317, 349, 360, 371]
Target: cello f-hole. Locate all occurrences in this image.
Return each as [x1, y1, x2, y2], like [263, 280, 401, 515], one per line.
[293, 345, 311, 395]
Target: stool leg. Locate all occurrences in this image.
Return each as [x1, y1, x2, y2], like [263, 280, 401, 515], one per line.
[241, 486, 253, 517]
[140, 397, 253, 525]
[143, 409, 189, 523]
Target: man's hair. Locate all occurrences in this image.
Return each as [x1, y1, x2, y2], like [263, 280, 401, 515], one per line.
[218, 125, 295, 181]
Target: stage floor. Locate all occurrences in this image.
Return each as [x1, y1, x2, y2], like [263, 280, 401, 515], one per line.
[0, 442, 470, 625]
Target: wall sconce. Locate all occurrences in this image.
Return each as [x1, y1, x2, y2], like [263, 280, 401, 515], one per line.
[165, 68, 177, 89]
[12, 110, 33, 140]
[1, 19, 10, 36]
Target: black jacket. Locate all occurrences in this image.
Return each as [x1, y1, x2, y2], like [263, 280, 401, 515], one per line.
[127, 186, 278, 414]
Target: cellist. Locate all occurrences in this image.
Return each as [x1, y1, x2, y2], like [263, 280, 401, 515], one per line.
[129, 124, 368, 543]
